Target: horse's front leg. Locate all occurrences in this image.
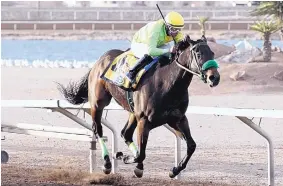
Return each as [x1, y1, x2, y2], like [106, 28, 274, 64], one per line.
[168, 115, 196, 178]
[133, 117, 150, 178]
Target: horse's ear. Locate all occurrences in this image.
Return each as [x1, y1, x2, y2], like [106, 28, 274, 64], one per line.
[177, 35, 191, 51]
[184, 35, 191, 43]
[201, 35, 207, 43]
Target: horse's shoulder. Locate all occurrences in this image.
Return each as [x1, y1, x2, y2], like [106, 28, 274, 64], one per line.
[153, 56, 172, 74]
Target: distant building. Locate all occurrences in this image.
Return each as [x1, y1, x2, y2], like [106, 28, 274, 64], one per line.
[1, 1, 245, 8]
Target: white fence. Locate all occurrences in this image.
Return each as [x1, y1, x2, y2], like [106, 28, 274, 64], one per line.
[2, 99, 283, 186]
[1, 8, 254, 21]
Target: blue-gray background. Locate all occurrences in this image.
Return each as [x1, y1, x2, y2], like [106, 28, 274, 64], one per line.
[2, 39, 283, 63]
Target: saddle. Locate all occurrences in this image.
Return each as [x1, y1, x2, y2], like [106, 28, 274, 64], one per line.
[100, 50, 159, 91]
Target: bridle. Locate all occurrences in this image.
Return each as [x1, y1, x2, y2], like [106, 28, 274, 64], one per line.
[173, 42, 209, 82]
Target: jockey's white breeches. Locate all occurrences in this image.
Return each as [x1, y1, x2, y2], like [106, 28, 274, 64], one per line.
[130, 41, 174, 58]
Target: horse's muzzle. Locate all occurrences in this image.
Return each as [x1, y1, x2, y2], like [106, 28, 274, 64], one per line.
[207, 74, 220, 87]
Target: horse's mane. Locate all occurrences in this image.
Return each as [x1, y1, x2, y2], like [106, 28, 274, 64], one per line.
[176, 35, 191, 51]
[171, 35, 193, 62]
[176, 35, 204, 52]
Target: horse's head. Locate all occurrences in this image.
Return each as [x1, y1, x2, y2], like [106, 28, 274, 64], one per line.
[175, 35, 220, 87]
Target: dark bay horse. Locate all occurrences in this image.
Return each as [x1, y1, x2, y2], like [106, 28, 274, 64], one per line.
[57, 35, 220, 178]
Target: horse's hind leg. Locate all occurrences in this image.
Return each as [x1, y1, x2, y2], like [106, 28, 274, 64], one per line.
[89, 80, 113, 174]
[120, 113, 139, 160]
[90, 106, 113, 174]
[167, 115, 196, 178]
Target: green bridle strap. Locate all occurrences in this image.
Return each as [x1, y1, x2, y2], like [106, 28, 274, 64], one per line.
[202, 60, 219, 71]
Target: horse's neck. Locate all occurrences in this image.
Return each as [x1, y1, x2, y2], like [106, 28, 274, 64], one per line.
[159, 59, 193, 93]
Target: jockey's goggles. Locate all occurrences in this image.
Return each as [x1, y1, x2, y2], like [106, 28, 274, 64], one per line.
[168, 26, 182, 34]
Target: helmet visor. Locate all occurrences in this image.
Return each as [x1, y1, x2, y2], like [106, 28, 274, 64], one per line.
[168, 26, 182, 34]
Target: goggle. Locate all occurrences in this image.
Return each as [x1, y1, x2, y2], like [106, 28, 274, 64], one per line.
[168, 26, 182, 34]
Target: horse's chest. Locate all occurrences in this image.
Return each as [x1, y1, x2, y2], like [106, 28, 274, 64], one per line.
[140, 90, 189, 124]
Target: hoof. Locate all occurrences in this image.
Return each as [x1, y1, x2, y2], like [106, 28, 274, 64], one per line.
[103, 155, 112, 174]
[102, 167, 112, 174]
[169, 167, 179, 178]
[134, 167, 143, 178]
[1, 151, 9, 163]
[115, 151, 124, 160]
[123, 155, 136, 164]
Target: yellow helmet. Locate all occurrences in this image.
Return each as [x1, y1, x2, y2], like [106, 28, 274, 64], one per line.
[165, 11, 184, 28]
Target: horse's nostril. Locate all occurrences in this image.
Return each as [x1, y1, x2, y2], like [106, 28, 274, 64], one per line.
[209, 75, 215, 81]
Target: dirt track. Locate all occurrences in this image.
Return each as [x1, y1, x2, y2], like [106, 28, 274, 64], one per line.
[1, 164, 241, 186]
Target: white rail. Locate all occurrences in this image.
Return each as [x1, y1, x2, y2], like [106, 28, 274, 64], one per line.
[1, 123, 93, 141]
[3, 99, 283, 118]
[2, 99, 283, 185]
[1, 8, 255, 22]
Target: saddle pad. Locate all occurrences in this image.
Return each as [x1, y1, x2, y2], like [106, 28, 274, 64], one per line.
[100, 51, 159, 91]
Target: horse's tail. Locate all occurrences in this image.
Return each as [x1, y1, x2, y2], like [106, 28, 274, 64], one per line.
[56, 70, 90, 105]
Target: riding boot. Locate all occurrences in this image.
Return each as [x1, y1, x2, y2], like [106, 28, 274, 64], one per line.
[125, 54, 153, 83]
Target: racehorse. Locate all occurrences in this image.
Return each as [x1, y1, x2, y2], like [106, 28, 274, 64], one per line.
[57, 35, 220, 178]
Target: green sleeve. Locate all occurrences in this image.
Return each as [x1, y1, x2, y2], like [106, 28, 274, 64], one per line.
[147, 31, 169, 56]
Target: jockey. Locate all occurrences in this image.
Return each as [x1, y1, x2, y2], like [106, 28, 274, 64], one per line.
[126, 11, 185, 83]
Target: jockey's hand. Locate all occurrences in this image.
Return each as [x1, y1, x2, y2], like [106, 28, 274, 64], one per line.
[170, 45, 177, 53]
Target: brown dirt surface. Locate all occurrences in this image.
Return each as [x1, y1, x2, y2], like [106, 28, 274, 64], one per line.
[188, 52, 283, 96]
[1, 164, 240, 186]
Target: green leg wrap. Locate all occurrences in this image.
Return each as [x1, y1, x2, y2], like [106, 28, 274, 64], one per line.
[129, 142, 139, 157]
[98, 137, 109, 158]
